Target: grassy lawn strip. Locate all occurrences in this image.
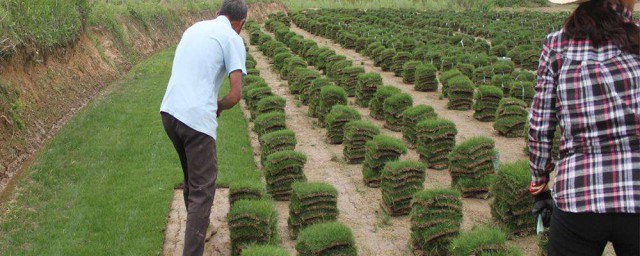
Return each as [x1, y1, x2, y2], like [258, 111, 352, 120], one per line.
[0, 47, 259, 255]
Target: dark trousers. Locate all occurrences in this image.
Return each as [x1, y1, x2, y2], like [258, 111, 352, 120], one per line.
[549, 205, 640, 256]
[161, 112, 218, 256]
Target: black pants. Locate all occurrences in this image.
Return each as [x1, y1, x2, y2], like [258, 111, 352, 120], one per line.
[162, 112, 218, 256]
[549, 205, 640, 256]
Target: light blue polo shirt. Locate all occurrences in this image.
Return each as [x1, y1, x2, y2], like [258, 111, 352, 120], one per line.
[160, 15, 247, 140]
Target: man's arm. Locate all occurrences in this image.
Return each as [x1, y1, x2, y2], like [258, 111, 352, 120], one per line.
[217, 70, 243, 116]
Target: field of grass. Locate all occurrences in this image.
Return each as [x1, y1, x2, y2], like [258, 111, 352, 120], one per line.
[280, 0, 547, 11]
[0, 47, 259, 255]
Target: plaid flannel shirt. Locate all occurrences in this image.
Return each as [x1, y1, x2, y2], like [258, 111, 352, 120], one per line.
[528, 3, 640, 213]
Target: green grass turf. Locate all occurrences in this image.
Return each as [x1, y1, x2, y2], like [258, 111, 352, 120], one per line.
[0, 47, 260, 255]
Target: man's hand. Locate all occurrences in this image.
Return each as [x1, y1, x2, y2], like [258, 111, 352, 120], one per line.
[531, 190, 554, 227]
[216, 108, 222, 117]
[217, 71, 243, 117]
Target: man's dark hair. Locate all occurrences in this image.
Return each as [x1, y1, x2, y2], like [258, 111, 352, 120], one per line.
[219, 0, 248, 21]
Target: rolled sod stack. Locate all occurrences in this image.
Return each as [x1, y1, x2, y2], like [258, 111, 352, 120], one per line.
[325, 105, 362, 144]
[318, 85, 348, 126]
[416, 119, 458, 170]
[381, 160, 427, 216]
[492, 74, 513, 95]
[295, 222, 358, 256]
[338, 66, 365, 97]
[490, 160, 536, 237]
[328, 60, 352, 81]
[414, 64, 438, 92]
[229, 180, 266, 207]
[363, 135, 408, 187]
[259, 129, 297, 167]
[255, 95, 286, 119]
[377, 48, 397, 71]
[289, 68, 319, 99]
[343, 120, 381, 164]
[402, 105, 437, 148]
[448, 137, 497, 198]
[383, 93, 414, 132]
[473, 85, 503, 122]
[229, 199, 279, 256]
[356, 73, 383, 107]
[254, 112, 287, 138]
[247, 87, 273, 116]
[448, 226, 522, 256]
[402, 60, 422, 84]
[308, 78, 333, 118]
[241, 245, 290, 256]
[392, 51, 413, 77]
[473, 65, 494, 85]
[264, 150, 307, 201]
[369, 85, 401, 120]
[288, 182, 339, 239]
[446, 76, 475, 111]
[509, 81, 535, 107]
[410, 189, 463, 256]
[493, 98, 528, 138]
[439, 69, 464, 98]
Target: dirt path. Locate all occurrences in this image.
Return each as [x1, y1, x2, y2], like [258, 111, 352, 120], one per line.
[289, 24, 528, 165]
[162, 189, 232, 256]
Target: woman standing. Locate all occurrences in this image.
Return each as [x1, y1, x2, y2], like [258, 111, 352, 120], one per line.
[528, 0, 639, 255]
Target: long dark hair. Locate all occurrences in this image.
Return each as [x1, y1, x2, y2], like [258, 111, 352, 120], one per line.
[564, 0, 639, 54]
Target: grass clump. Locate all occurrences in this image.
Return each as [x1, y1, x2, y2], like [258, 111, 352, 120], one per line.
[241, 245, 290, 256]
[446, 76, 474, 111]
[493, 98, 528, 138]
[356, 73, 383, 107]
[490, 160, 536, 237]
[414, 64, 438, 92]
[343, 120, 381, 164]
[402, 105, 438, 148]
[448, 226, 522, 256]
[318, 85, 348, 126]
[383, 93, 413, 132]
[254, 112, 287, 138]
[410, 189, 463, 256]
[370, 85, 401, 120]
[229, 180, 266, 207]
[416, 119, 457, 170]
[229, 199, 279, 256]
[473, 85, 503, 122]
[381, 161, 426, 216]
[449, 137, 497, 198]
[325, 105, 362, 144]
[363, 135, 408, 187]
[288, 182, 339, 239]
[264, 150, 307, 201]
[296, 222, 357, 256]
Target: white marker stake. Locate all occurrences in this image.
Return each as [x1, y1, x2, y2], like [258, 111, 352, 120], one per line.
[536, 214, 544, 235]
